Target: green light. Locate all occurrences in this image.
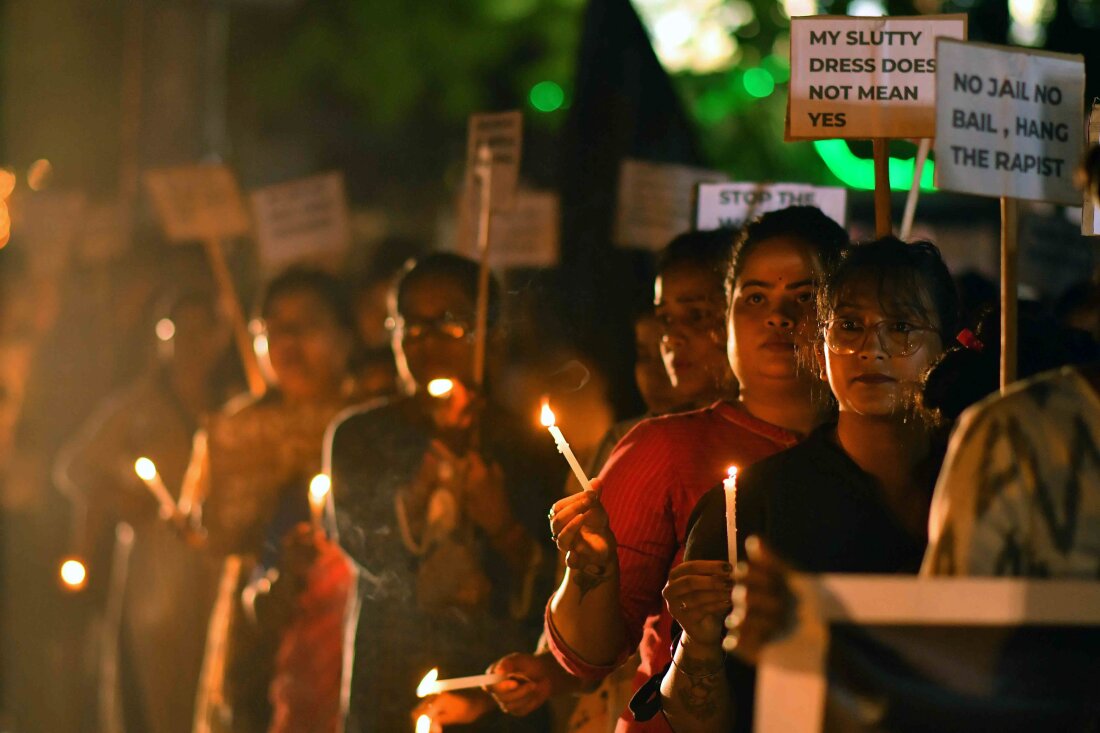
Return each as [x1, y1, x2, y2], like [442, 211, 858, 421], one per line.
[813, 140, 936, 192]
[761, 54, 790, 84]
[529, 81, 564, 113]
[742, 67, 775, 98]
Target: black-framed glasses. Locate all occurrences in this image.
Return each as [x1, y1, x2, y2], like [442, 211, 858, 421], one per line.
[387, 314, 474, 342]
[824, 318, 936, 357]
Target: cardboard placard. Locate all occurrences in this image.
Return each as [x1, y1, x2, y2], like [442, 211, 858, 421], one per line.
[8, 190, 87, 273]
[614, 159, 729, 251]
[1084, 102, 1099, 236]
[756, 575, 1100, 732]
[456, 187, 560, 269]
[788, 15, 967, 139]
[934, 40, 1085, 206]
[695, 182, 848, 230]
[466, 111, 523, 212]
[249, 171, 351, 272]
[144, 164, 251, 242]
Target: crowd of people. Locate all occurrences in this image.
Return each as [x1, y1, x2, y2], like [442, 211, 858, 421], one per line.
[1, 149, 1098, 733]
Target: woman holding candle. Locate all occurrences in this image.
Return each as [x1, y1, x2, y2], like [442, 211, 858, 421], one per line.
[529, 207, 847, 732]
[659, 237, 958, 733]
[326, 253, 561, 732]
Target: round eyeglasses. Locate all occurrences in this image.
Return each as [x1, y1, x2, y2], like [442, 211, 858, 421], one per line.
[824, 319, 936, 357]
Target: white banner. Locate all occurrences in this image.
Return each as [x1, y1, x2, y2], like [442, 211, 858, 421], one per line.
[788, 15, 967, 139]
[934, 39, 1085, 206]
[695, 182, 847, 231]
[456, 187, 560, 269]
[144, 164, 251, 242]
[614, 159, 729, 251]
[249, 171, 350, 272]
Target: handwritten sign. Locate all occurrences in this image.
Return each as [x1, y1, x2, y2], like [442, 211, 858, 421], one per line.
[466, 111, 523, 212]
[614, 159, 729, 251]
[1084, 102, 1099, 236]
[788, 15, 967, 139]
[695, 182, 847, 230]
[456, 187, 559, 269]
[934, 40, 1085, 206]
[249, 171, 350, 272]
[144, 164, 251, 242]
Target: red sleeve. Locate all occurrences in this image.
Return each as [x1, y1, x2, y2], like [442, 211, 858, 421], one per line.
[544, 420, 679, 680]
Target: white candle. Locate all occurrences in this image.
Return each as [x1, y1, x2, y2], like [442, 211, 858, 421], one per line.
[416, 667, 507, 697]
[134, 457, 178, 519]
[539, 400, 593, 492]
[723, 466, 738, 566]
[308, 474, 331, 533]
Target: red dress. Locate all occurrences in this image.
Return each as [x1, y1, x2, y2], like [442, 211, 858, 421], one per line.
[545, 401, 799, 732]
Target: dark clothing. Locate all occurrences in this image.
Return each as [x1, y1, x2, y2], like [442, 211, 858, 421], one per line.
[329, 396, 562, 733]
[681, 424, 932, 733]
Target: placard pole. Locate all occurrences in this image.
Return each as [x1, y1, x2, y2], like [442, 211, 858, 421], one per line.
[203, 237, 266, 397]
[873, 139, 892, 237]
[899, 138, 930, 241]
[1000, 197, 1018, 391]
[472, 144, 494, 389]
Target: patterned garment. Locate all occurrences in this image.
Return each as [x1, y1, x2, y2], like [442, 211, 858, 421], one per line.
[925, 366, 1100, 578]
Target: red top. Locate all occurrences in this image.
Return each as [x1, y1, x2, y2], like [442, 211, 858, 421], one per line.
[545, 401, 799, 732]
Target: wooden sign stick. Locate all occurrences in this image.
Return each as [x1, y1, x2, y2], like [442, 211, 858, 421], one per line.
[1000, 197, 1018, 391]
[202, 236, 266, 397]
[900, 138, 931, 241]
[472, 144, 494, 389]
[873, 139, 893, 237]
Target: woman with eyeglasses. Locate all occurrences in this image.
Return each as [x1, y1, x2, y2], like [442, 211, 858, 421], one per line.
[326, 252, 562, 732]
[658, 237, 958, 733]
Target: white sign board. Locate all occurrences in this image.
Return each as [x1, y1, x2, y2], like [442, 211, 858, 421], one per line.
[695, 182, 847, 230]
[788, 15, 967, 139]
[456, 187, 559, 269]
[1084, 103, 1099, 236]
[934, 39, 1085, 206]
[144, 164, 251, 242]
[466, 110, 523, 212]
[614, 159, 729, 251]
[755, 575, 1100, 732]
[249, 171, 350, 272]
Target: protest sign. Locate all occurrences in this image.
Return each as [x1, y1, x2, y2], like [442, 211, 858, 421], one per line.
[465, 110, 523, 212]
[695, 182, 847, 230]
[8, 189, 87, 273]
[934, 39, 1085, 206]
[614, 159, 729, 251]
[1084, 102, 1099, 236]
[249, 171, 350, 272]
[756, 575, 1100, 733]
[455, 187, 560, 269]
[787, 15, 967, 140]
[144, 164, 251, 242]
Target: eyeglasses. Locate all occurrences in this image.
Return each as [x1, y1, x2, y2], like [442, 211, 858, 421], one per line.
[824, 318, 936, 357]
[386, 315, 474, 342]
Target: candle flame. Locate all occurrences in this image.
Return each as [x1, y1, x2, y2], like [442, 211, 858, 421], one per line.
[416, 667, 440, 698]
[59, 558, 87, 591]
[727, 465, 738, 480]
[309, 474, 331, 501]
[539, 398, 556, 428]
[426, 378, 454, 398]
[416, 714, 432, 733]
[155, 318, 176, 342]
[135, 457, 157, 482]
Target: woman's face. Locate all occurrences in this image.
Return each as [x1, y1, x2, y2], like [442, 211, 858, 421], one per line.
[264, 290, 351, 401]
[821, 284, 944, 418]
[391, 274, 477, 391]
[634, 314, 677, 414]
[728, 236, 820, 393]
[655, 265, 734, 406]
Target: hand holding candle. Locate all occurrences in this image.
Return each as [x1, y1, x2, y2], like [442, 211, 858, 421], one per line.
[134, 457, 179, 519]
[308, 474, 331, 533]
[539, 399, 592, 492]
[416, 667, 506, 698]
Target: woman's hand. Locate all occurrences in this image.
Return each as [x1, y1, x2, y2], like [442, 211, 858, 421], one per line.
[724, 536, 796, 665]
[663, 560, 734, 648]
[485, 653, 554, 717]
[548, 478, 615, 574]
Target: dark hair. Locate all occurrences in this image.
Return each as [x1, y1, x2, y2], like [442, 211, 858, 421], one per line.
[820, 237, 960, 345]
[728, 206, 848, 293]
[922, 306, 1082, 422]
[657, 229, 736, 282]
[394, 252, 501, 329]
[260, 266, 356, 334]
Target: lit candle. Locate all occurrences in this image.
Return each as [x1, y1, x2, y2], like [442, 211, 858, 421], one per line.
[134, 457, 178, 519]
[309, 474, 331, 533]
[539, 399, 593, 492]
[723, 466, 738, 567]
[426, 378, 455, 398]
[416, 667, 507, 697]
[415, 714, 432, 733]
[59, 557, 87, 592]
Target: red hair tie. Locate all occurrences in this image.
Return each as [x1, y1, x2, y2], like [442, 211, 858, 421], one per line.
[956, 328, 985, 352]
